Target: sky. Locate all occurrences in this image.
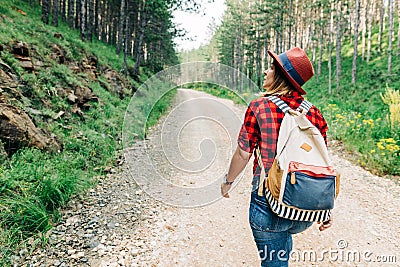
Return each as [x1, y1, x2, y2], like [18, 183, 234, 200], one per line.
[172, 0, 226, 51]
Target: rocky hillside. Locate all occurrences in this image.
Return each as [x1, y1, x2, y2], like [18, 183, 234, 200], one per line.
[0, 4, 156, 263]
[0, 35, 133, 157]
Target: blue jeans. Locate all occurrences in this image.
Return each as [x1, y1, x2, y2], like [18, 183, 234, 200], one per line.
[249, 193, 313, 267]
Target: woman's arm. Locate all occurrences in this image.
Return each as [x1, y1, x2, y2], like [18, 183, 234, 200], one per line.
[221, 146, 252, 198]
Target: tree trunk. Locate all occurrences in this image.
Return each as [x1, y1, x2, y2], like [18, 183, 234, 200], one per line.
[68, 0, 74, 28]
[328, 0, 334, 94]
[122, 0, 131, 76]
[378, 0, 384, 52]
[388, 0, 393, 76]
[366, 0, 374, 62]
[42, 0, 50, 24]
[397, 0, 400, 56]
[60, 0, 66, 21]
[117, 0, 125, 54]
[288, 0, 293, 50]
[94, 0, 99, 37]
[104, 1, 112, 42]
[75, 0, 81, 29]
[133, 0, 147, 78]
[336, 0, 343, 92]
[279, 8, 283, 53]
[80, 0, 86, 41]
[52, 0, 59, 26]
[352, 0, 360, 84]
[262, 28, 269, 71]
[110, 7, 118, 45]
[294, 0, 298, 47]
[256, 44, 262, 88]
[317, 8, 324, 78]
[87, 0, 94, 41]
[360, 0, 367, 60]
[233, 32, 240, 88]
[101, 1, 107, 41]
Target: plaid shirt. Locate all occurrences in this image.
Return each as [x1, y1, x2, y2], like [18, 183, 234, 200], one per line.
[238, 91, 328, 176]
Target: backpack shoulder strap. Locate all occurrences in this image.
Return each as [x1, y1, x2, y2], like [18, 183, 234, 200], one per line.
[267, 96, 291, 113]
[267, 95, 313, 114]
[297, 100, 313, 113]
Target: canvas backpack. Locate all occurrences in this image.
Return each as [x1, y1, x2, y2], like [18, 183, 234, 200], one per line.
[256, 96, 340, 222]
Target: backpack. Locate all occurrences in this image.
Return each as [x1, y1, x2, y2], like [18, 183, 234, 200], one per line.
[256, 96, 340, 222]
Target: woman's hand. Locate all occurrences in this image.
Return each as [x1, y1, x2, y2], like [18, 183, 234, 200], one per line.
[318, 215, 333, 231]
[220, 183, 232, 198]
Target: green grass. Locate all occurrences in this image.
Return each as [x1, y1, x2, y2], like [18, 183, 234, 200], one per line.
[0, 0, 177, 264]
[187, 82, 248, 105]
[303, 31, 400, 176]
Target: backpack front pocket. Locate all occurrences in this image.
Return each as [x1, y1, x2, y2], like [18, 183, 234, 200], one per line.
[282, 172, 336, 210]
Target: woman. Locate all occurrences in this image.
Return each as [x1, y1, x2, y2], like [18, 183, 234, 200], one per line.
[221, 47, 333, 266]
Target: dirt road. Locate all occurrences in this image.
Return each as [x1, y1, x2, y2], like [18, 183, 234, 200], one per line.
[24, 89, 399, 266]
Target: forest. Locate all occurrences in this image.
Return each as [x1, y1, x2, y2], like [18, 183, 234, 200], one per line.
[188, 0, 399, 89]
[39, 0, 202, 76]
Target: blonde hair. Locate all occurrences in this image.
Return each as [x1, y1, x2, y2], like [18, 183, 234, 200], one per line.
[262, 61, 295, 97]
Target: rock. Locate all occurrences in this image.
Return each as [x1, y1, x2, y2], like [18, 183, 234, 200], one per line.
[53, 111, 64, 120]
[74, 86, 98, 105]
[0, 142, 7, 162]
[90, 259, 105, 267]
[12, 41, 29, 57]
[19, 248, 28, 257]
[34, 60, 44, 68]
[26, 108, 42, 115]
[71, 104, 84, 118]
[19, 59, 34, 70]
[65, 215, 80, 226]
[54, 33, 63, 39]
[0, 104, 60, 154]
[66, 90, 78, 103]
[51, 43, 66, 64]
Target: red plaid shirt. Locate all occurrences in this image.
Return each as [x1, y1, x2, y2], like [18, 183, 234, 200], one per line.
[237, 91, 328, 176]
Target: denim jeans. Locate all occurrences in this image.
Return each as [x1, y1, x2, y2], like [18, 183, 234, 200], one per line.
[249, 193, 313, 267]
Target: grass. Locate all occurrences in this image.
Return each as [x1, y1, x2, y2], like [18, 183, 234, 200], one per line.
[187, 82, 248, 105]
[303, 33, 400, 176]
[0, 0, 177, 264]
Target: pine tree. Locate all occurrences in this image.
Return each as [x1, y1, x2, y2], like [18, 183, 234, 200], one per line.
[352, 0, 360, 84]
[42, 0, 50, 24]
[388, 0, 393, 76]
[52, 0, 59, 26]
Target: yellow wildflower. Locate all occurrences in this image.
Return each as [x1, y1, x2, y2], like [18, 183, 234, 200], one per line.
[335, 114, 345, 120]
[362, 119, 374, 127]
[377, 142, 385, 150]
[386, 144, 400, 151]
[384, 138, 396, 143]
